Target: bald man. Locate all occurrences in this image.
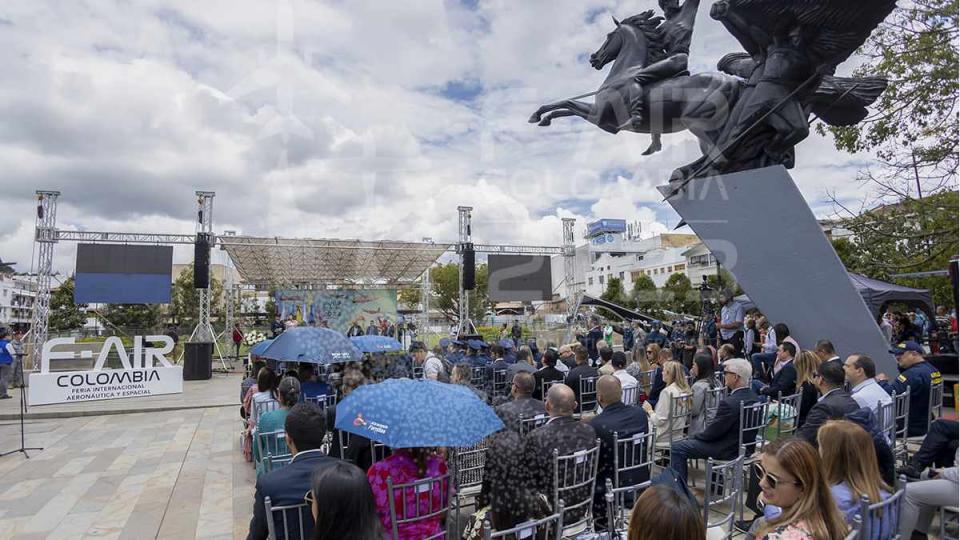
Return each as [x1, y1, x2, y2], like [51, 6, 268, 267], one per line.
[589, 375, 649, 523]
[523, 383, 598, 524]
[495, 372, 546, 432]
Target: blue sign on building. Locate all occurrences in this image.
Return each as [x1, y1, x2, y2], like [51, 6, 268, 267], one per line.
[586, 219, 627, 238]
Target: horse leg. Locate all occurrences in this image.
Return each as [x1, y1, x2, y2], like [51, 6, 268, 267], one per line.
[538, 108, 586, 126]
[529, 99, 594, 124]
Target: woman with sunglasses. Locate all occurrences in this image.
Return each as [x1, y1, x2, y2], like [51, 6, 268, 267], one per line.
[306, 461, 383, 540]
[626, 343, 657, 386]
[746, 438, 848, 539]
[792, 350, 821, 428]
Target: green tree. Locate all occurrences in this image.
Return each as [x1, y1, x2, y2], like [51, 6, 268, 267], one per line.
[663, 273, 697, 315]
[397, 286, 421, 310]
[48, 277, 88, 332]
[170, 264, 223, 326]
[99, 304, 162, 331]
[429, 263, 490, 323]
[597, 277, 627, 319]
[630, 273, 659, 312]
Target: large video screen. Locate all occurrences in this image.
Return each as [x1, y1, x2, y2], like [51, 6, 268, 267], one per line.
[488, 255, 553, 302]
[74, 244, 173, 304]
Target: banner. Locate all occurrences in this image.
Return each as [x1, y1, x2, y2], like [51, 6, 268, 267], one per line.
[29, 336, 183, 406]
[275, 289, 398, 333]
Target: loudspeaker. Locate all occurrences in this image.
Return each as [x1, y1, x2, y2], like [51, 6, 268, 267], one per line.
[462, 243, 475, 290]
[183, 342, 212, 380]
[194, 233, 211, 289]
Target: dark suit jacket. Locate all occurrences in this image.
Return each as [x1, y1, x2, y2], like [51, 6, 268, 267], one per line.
[589, 402, 650, 490]
[523, 416, 597, 521]
[247, 450, 336, 540]
[760, 362, 797, 398]
[565, 364, 599, 405]
[797, 388, 860, 447]
[797, 381, 819, 428]
[694, 387, 759, 460]
[496, 396, 546, 432]
[533, 366, 565, 400]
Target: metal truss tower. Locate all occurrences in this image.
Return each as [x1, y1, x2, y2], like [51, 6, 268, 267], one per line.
[28, 191, 61, 369]
[456, 206, 477, 336]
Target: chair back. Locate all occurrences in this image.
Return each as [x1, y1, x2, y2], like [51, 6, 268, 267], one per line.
[370, 439, 389, 464]
[540, 379, 563, 401]
[712, 371, 725, 388]
[552, 441, 601, 532]
[665, 392, 694, 448]
[876, 399, 895, 444]
[386, 471, 453, 540]
[492, 369, 509, 399]
[858, 477, 906, 540]
[472, 366, 488, 388]
[637, 369, 656, 394]
[705, 386, 728, 423]
[254, 398, 280, 422]
[773, 392, 801, 438]
[738, 401, 768, 458]
[454, 436, 490, 494]
[843, 515, 861, 540]
[304, 393, 337, 411]
[266, 451, 293, 472]
[263, 496, 312, 540]
[892, 388, 910, 458]
[482, 503, 564, 540]
[518, 413, 549, 437]
[608, 427, 656, 527]
[257, 430, 290, 472]
[605, 478, 651, 538]
[578, 376, 598, 415]
[929, 379, 944, 422]
[413, 366, 424, 380]
[621, 385, 639, 406]
[703, 455, 744, 540]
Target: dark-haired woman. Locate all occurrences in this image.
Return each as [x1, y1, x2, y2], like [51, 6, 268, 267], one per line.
[628, 483, 705, 540]
[254, 376, 300, 477]
[689, 352, 717, 436]
[307, 461, 383, 540]
[243, 366, 278, 462]
[367, 447, 449, 539]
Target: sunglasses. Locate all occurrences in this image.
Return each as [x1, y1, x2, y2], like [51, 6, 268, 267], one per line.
[646, 350, 655, 354]
[303, 489, 315, 506]
[754, 464, 801, 490]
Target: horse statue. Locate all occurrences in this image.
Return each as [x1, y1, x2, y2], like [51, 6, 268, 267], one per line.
[529, 0, 894, 191]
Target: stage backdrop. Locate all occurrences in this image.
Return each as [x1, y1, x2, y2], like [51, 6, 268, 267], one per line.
[275, 289, 398, 333]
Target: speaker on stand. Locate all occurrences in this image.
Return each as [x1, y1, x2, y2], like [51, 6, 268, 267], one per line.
[463, 243, 476, 290]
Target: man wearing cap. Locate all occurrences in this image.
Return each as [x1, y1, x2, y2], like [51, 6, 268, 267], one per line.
[579, 316, 605, 363]
[500, 339, 517, 364]
[643, 320, 668, 348]
[411, 341, 446, 381]
[717, 289, 744, 355]
[878, 341, 941, 437]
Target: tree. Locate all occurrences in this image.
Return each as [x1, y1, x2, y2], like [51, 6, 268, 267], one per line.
[663, 273, 698, 315]
[429, 263, 490, 323]
[597, 277, 628, 320]
[48, 277, 88, 332]
[630, 274, 659, 312]
[99, 304, 162, 331]
[397, 286, 421, 310]
[170, 264, 223, 326]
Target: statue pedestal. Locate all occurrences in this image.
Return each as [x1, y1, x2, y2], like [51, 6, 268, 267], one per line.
[658, 166, 896, 375]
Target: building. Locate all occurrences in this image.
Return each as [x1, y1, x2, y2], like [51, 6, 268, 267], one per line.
[682, 242, 719, 286]
[0, 274, 37, 330]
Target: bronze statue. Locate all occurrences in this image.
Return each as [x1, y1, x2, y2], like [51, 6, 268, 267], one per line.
[529, 0, 895, 191]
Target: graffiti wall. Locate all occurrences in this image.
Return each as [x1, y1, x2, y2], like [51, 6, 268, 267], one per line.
[274, 289, 398, 333]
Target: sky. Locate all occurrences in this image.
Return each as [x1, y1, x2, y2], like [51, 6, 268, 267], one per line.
[0, 0, 875, 275]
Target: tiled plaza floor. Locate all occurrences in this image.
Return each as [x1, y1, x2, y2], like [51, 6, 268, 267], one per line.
[0, 381, 254, 539]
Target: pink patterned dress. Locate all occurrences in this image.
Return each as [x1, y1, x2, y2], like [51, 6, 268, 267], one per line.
[367, 450, 450, 540]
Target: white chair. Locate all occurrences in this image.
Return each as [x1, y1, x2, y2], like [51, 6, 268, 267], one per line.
[552, 441, 601, 537]
[907, 380, 944, 448]
[738, 401, 768, 459]
[482, 503, 564, 540]
[621, 385, 640, 406]
[540, 379, 563, 401]
[304, 392, 336, 411]
[263, 496, 312, 540]
[386, 472, 453, 540]
[770, 392, 801, 440]
[877, 399, 896, 445]
[892, 388, 911, 465]
[703, 455, 744, 540]
[370, 439, 389, 464]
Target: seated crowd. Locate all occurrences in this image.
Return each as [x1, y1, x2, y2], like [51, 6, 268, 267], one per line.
[240, 321, 955, 540]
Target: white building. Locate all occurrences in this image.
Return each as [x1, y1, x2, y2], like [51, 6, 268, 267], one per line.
[682, 242, 719, 286]
[0, 274, 37, 328]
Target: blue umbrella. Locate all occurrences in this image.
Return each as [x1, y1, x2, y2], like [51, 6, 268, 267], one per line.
[335, 379, 504, 448]
[349, 335, 404, 353]
[261, 327, 362, 364]
[249, 338, 274, 357]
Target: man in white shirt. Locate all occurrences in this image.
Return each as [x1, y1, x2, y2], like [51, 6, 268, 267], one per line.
[411, 341, 446, 381]
[843, 353, 892, 413]
[610, 351, 639, 405]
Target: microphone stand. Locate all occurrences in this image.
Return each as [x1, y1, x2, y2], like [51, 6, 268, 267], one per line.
[1, 355, 43, 458]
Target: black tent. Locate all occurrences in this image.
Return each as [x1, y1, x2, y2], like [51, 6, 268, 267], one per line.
[580, 295, 658, 325]
[735, 272, 935, 322]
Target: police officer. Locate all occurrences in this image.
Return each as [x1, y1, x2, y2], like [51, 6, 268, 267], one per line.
[644, 320, 668, 348]
[500, 339, 517, 364]
[879, 341, 942, 437]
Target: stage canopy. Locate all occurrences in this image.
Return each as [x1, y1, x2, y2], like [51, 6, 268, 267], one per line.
[219, 235, 452, 288]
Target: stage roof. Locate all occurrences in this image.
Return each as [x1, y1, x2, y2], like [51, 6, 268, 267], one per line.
[219, 235, 453, 289]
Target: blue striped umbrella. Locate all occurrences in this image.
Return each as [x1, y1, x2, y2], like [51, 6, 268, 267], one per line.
[349, 335, 403, 353]
[261, 327, 362, 365]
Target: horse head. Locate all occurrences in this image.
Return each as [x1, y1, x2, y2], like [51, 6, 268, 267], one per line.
[589, 12, 657, 72]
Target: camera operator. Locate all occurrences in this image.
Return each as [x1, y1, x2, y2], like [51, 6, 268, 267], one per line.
[717, 289, 744, 356]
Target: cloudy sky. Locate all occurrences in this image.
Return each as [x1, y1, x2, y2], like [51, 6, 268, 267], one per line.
[0, 0, 874, 275]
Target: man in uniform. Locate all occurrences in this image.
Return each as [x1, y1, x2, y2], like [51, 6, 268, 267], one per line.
[879, 341, 942, 437]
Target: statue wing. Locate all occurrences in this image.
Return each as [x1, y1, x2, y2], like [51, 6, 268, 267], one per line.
[717, 0, 897, 72]
[808, 76, 888, 126]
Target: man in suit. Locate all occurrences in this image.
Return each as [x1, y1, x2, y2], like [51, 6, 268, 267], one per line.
[533, 349, 566, 401]
[248, 403, 335, 540]
[797, 359, 860, 447]
[564, 345, 598, 408]
[496, 372, 546, 432]
[754, 341, 797, 400]
[579, 316, 605, 364]
[524, 384, 598, 524]
[589, 375, 649, 521]
[669, 358, 759, 484]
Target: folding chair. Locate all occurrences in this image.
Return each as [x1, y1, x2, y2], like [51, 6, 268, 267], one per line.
[637, 369, 656, 395]
[492, 369, 509, 399]
[266, 451, 293, 472]
[386, 472, 453, 540]
[621, 385, 639, 406]
[483, 502, 564, 540]
[254, 398, 280, 423]
[941, 505, 959, 540]
[472, 366, 489, 388]
[738, 400, 769, 521]
[703, 455, 744, 540]
[552, 441, 601, 537]
[577, 376, 598, 416]
[655, 392, 693, 462]
[857, 476, 906, 540]
[705, 386, 728, 423]
[518, 413, 549, 437]
[453, 436, 490, 500]
[607, 428, 656, 532]
[843, 515, 861, 540]
[304, 393, 336, 412]
[413, 366, 424, 380]
[263, 496, 312, 540]
[540, 378, 563, 401]
[257, 430, 290, 473]
[605, 479, 651, 540]
[370, 439, 389, 465]
[772, 392, 801, 439]
[892, 388, 910, 465]
[876, 399, 895, 445]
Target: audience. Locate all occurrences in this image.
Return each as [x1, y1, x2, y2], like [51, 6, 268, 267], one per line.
[241, 360, 266, 404]
[533, 348, 566, 401]
[792, 350, 821, 428]
[625, 343, 654, 383]
[899, 447, 959, 539]
[366, 446, 449, 539]
[327, 370, 376, 471]
[411, 341, 446, 381]
[254, 376, 301, 477]
[589, 375, 649, 521]
[648, 347, 682, 406]
[610, 351, 639, 399]
[818, 420, 892, 535]
[249, 367, 279, 425]
[642, 361, 690, 445]
[308, 461, 383, 540]
[627, 483, 704, 540]
[751, 321, 785, 380]
[796, 360, 859, 447]
[248, 403, 333, 540]
[564, 345, 599, 406]
[878, 341, 941, 437]
[745, 438, 848, 540]
[494, 372, 546, 432]
[670, 358, 758, 484]
[814, 339, 840, 365]
[688, 352, 717, 435]
[597, 345, 615, 376]
[298, 364, 332, 400]
[451, 362, 488, 403]
[842, 354, 891, 414]
[755, 341, 797, 400]
[556, 344, 576, 372]
[507, 347, 536, 380]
